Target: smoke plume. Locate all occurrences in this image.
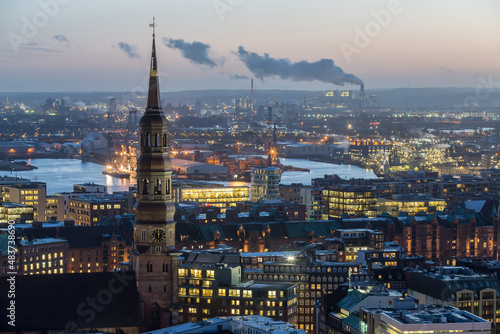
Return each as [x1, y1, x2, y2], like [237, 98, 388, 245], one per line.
[163, 38, 218, 67]
[230, 74, 249, 80]
[236, 46, 363, 86]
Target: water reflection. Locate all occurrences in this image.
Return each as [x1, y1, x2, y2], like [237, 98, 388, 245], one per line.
[13, 159, 136, 195]
[12, 158, 376, 195]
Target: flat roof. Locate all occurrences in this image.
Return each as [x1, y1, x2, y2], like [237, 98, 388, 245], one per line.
[372, 306, 488, 324]
[19, 237, 67, 246]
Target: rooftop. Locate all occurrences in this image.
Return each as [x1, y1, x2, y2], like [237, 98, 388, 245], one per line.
[19, 237, 67, 246]
[143, 316, 306, 334]
[0, 202, 30, 208]
[370, 304, 489, 325]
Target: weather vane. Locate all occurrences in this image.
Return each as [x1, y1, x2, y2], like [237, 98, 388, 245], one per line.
[149, 16, 157, 37]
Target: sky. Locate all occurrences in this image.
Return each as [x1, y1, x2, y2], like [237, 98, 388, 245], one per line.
[0, 0, 499, 92]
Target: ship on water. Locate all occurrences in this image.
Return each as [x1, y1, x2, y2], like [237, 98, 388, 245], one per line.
[102, 165, 130, 178]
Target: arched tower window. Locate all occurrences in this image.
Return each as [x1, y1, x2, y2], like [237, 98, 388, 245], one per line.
[142, 179, 149, 194]
[163, 263, 168, 272]
[146, 133, 151, 147]
[147, 262, 153, 272]
[154, 133, 160, 147]
[141, 229, 146, 239]
[163, 134, 167, 147]
[166, 179, 171, 194]
[154, 179, 162, 195]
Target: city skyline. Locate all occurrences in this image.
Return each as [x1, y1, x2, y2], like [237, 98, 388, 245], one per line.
[0, 0, 499, 92]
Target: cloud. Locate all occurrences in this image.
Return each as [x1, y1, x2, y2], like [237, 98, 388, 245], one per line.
[230, 74, 249, 80]
[53, 35, 70, 44]
[117, 42, 140, 59]
[235, 46, 363, 86]
[162, 38, 218, 67]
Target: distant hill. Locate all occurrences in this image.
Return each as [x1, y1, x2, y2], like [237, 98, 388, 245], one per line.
[1, 87, 499, 109]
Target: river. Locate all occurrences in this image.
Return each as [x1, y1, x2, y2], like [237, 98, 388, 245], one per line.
[7, 158, 377, 195]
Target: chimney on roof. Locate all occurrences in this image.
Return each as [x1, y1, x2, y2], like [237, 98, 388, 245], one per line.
[64, 220, 75, 227]
[32, 221, 43, 229]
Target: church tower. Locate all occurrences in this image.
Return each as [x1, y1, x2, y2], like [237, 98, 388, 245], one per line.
[130, 18, 180, 331]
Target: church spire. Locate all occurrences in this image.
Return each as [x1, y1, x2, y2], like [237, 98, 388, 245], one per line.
[147, 17, 161, 111]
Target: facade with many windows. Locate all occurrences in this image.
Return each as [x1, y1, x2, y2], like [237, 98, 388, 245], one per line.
[376, 194, 446, 216]
[173, 182, 249, 212]
[178, 264, 298, 325]
[251, 166, 281, 202]
[68, 194, 128, 226]
[360, 301, 491, 334]
[407, 266, 500, 332]
[322, 187, 376, 219]
[19, 237, 68, 275]
[243, 255, 366, 334]
[69, 232, 128, 273]
[2, 182, 46, 221]
[0, 202, 34, 224]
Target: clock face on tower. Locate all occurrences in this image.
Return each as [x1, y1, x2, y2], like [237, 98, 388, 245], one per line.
[151, 228, 166, 243]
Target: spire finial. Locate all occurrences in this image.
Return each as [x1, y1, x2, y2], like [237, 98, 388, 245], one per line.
[149, 16, 157, 37]
[146, 18, 161, 110]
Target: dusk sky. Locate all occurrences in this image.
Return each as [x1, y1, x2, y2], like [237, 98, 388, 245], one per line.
[1, 0, 499, 92]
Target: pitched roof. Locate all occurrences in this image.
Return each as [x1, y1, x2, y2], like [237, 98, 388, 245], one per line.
[0, 271, 140, 331]
[285, 221, 342, 238]
[19, 225, 132, 248]
[337, 290, 367, 311]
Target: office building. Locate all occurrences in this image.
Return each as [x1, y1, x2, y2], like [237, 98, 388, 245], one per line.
[2, 182, 46, 221]
[376, 194, 446, 216]
[322, 186, 376, 219]
[67, 193, 128, 226]
[360, 299, 491, 334]
[407, 266, 500, 330]
[0, 202, 34, 224]
[173, 181, 249, 212]
[251, 166, 281, 202]
[243, 250, 365, 333]
[178, 263, 298, 324]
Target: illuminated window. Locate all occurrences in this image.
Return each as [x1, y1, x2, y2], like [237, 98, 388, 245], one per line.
[268, 291, 277, 298]
[229, 289, 240, 297]
[191, 269, 202, 278]
[219, 289, 226, 296]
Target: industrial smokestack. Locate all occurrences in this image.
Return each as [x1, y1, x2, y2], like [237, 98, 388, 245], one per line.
[360, 84, 365, 100]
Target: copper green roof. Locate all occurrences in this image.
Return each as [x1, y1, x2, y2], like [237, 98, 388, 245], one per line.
[284, 220, 342, 238]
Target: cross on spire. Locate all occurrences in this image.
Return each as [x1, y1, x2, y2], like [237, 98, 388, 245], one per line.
[149, 16, 157, 37]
